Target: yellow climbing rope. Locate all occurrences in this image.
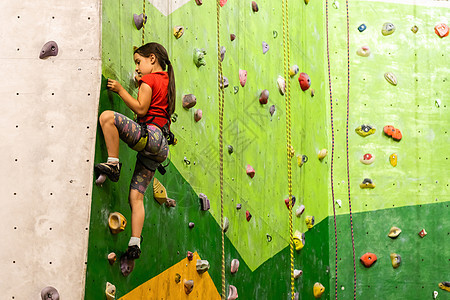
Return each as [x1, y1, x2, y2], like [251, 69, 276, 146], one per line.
[282, 0, 295, 298]
[216, 1, 226, 299]
[142, 0, 146, 45]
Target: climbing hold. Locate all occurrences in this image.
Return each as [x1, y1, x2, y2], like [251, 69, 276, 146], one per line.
[231, 259, 240, 274]
[383, 125, 402, 141]
[435, 23, 449, 38]
[389, 153, 398, 167]
[246, 210, 252, 221]
[230, 34, 236, 41]
[189, 222, 195, 229]
[173, 26, 184, 39]
[360, 252, 377, 267]
[436, 99, 441, 107]
[290, 145, 295, 157]
[108, 252, 117, 265]
[285, 196, 296, 209]
[105, 282, 116, 300]
[175, 273, 181, 284]
[382, 22, 395, 36]
[305, 216, 315, 229]
[239, 69, 247, 87]
[356, 46, 371, 57]
[269, 105, 276, 116]
[304, 0, 310, 4]
[418, 228, 427, 238]
[194, 109, 203, 122]
[411, 25, 419, 33]
[311, 89, 315, 97]
[273, 30, 278, 38]
[187, 251, 194, 261]
[259, 89, 269, 104]
[246, 164, 255, 178]
[228, 285, 238, 300]
[133, 13, 147, 30]
[289, 65, 299, 77]
[219, 76, 229, 89]
[153, 178, 176, 206]
[297, 154, 308, 167]
[388, 226, 402, 238]
[277, 76, 286, 95]
[195, 0, 202, 5]
[298, 73, 311, 91]
[355, 124, 376, 137]
[390, 253, 401, 268]
[120, 253, 135, 276]
[184, 280, 194, 294]
[360, 153, 375, 165]
[266, 233, 272, 242]
[199, 193, 210, 211]
[336, 199, 342, 208]
[41, 286, 60, 300]
[108, 212, 127, 234]
[39, 41, 59, 59]
[223, 217, 229, 233]
[184, 157, 191, 165]
[233, 86, 239, 94]
[228, 145, 234, 154]
[262, 41, 269, 54]
[236, 203, 242, 210]
[314, 282, 325, 298]
[384, 72, 398, 86]
[196, 259, 210, 273]
[220, 46, 226, 62]
[293, 231, 305, 251]
[439, 282, 450, 292]
[182, 94, 197, 109]
[360, 178, 375, 189]
[333, 0, 339, 9]
[296, 204, 305, 217]
[318, 149, 328, 160]
[358, 24, 367, 32]
[294, 269, 303, 279]
[193, 48, 207, 67]
[220, 0, 227, 7]
[434, 291, 439, 298]
[252, 1, 259, 12]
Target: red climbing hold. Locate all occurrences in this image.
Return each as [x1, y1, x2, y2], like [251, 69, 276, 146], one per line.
[360, 252, 377, 268]
[259, 89, 269, 104]
[230, 34, 236, 41]
[220, 0, 227, 7]
[284, 196, 296, 209]
[187, 251, 194, 261]
[246, 164, 255, 178]
[246, 210, 252, 221]
[435, 23, 449, 38]
[298, 72, 311, 91]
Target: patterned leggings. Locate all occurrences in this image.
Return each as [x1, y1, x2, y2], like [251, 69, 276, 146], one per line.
[113, 112, 169, 194]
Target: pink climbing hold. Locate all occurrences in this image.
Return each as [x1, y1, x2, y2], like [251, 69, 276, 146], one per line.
[228, 285, 238, 300]
[246, 164, 255, 178]
[187, 251, 194, 261]
[194, 109, 202, 122]
[435, 23, 449, 38]
[231, 258, 240, 274]
[239, 69, 247, 87]
[220, 0, 227, 7]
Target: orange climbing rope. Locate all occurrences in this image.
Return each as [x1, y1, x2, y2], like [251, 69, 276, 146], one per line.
[281, 0, 295, 298]
[325, 0, 357, 298]
[142, 0, 146, 45]
[216, 1, 226, 299]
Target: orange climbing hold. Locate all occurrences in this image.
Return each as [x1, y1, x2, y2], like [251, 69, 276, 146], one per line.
[384, 125, 402, 141]
[360, 252, 377, 267]
[435, 23, 449, 38]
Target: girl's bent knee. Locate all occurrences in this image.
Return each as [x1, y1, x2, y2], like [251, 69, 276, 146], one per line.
[99, 110, 114, 126]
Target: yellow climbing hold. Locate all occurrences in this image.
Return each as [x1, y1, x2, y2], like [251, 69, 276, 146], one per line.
[313, 282, 325, 298]
[153, 178, 176, 206]
[108, 212, 127, 234]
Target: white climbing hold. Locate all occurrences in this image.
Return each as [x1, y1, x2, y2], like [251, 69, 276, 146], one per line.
[336, 199, 342, 208]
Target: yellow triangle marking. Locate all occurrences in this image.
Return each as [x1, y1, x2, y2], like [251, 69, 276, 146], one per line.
[119, 252, 221, 299]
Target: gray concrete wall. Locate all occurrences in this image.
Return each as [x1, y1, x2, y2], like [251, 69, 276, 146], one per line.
[0, 0, 101, 298]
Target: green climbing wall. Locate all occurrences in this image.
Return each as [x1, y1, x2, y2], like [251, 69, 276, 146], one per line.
[327, 0, 450, 299]
[85, 0, 449, 299]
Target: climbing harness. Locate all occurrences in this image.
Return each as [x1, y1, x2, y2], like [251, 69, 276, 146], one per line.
[216, 0, 226, 299]
[325, 0, 357, 298]
[281, 0, 295, 298]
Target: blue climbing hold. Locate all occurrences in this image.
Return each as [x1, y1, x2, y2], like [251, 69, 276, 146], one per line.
[358, 24, 367, 32]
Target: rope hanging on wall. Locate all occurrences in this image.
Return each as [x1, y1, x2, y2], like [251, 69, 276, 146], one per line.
[142, 0, 146, 45]
[216, 0, 226, 299]
[326, 0, 357, 298]
[281, 0, 295, 298]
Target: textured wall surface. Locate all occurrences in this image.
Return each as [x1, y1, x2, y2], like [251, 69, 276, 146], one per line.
[0, 0, 101, 299]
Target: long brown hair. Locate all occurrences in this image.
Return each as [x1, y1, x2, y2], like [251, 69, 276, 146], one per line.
[134, 42, 176, 116]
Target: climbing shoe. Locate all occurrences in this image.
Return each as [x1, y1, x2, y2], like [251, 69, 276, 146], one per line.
[124, 245, 141, 260]
[94, 162, 122, 182]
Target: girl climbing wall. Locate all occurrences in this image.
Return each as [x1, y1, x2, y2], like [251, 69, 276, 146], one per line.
[95, 42, 176, 261]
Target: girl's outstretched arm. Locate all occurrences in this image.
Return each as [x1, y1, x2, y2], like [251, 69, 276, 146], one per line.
[107, 79, 152, 117]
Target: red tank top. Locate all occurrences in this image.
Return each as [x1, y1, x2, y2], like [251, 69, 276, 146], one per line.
[137, 72, 170, 128]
